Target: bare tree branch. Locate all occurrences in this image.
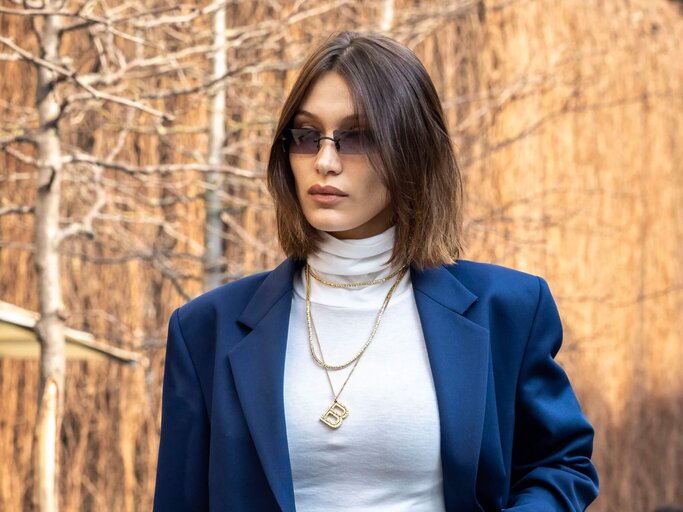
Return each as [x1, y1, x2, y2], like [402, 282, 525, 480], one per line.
[0, 52, 21, 61]
[70, 80, 174, 120]
[0, 132, 37, 147]
[139, 60, 296, 99]
[0, 171, 36, 183]
[0, 4, 207, 29]
[220, 210, 280, 259]
[56, 167, 106, 244]
[0, 205, 35, 216]
[63, 152, 265, 178]
[0, 35, 173, 120]
[0, 34, 72, 75]
[4, 146, 38, 165]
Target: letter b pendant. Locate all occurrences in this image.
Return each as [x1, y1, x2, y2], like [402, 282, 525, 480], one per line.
[320, 400, 349, 429]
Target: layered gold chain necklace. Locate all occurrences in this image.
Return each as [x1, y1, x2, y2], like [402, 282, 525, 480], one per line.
[304, 263, 407, 429]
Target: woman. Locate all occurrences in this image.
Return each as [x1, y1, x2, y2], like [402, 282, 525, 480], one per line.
[154, 31, 599, 511]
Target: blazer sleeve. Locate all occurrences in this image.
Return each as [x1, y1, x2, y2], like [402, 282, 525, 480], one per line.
[504, 277, 599, 511]
[153, 308, 210, 511]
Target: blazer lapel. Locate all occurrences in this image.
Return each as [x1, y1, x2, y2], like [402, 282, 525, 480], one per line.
[227, 259, 489, 512]
[228, 259, 300, 512]
[411, 264, 489, 512]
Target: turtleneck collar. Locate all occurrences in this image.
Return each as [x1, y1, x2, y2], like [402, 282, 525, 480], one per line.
[307, 226, 396, 276]
[292, 225, 412, 308]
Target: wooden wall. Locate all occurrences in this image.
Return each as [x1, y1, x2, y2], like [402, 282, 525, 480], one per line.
[1, 0, 681, 510]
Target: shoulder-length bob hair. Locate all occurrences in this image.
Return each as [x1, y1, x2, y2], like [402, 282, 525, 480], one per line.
[267, 31, 463, 270]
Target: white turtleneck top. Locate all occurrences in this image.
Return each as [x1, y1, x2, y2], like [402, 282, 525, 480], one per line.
[283, 226, 446, 511]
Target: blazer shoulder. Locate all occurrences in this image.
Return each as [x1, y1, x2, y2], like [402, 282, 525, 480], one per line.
[448, 259, 548, 311]
[450, 259, 544, 288]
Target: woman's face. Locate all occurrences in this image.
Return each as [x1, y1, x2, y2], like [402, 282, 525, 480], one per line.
[289, 71, 393, 240]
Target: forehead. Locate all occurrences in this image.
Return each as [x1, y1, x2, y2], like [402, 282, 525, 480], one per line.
[295, 71, 359, 126]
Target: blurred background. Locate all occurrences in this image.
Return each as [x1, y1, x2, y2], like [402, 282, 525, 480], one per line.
[1, 0, 682, 510]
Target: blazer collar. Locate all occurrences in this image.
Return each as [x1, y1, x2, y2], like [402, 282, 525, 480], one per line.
[230, 259, 488, 512]
[410, 263, 478, 315]
[236, 258, 300, 329]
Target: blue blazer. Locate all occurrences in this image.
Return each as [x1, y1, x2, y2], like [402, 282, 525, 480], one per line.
[154, 259, 598, 511]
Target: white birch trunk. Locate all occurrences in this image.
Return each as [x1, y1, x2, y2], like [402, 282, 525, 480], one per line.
[32, 5, 65, 512]
[203, 5, 227, 292]
[380, 0, 395, 31]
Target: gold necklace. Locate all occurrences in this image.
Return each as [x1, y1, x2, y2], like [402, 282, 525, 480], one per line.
[308, 264, 407, 288]
[305, 264, 405, 370]
[305, 264, 407, 429]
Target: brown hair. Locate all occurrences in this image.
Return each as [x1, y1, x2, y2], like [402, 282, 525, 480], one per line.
[267, 31, 463, 270]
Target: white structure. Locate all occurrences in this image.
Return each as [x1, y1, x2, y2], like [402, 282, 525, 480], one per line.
[0, 300, 145, 365]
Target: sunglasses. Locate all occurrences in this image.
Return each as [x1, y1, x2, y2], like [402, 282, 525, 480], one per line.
[283, 128, 374, 155]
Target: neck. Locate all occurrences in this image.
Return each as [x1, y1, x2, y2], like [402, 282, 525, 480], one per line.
[307, 226, 396, 278]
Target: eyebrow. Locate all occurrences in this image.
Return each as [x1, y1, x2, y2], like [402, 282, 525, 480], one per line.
[293, 110, 360, 123]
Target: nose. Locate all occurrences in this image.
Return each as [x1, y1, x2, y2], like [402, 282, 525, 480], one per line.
[314, 137, 342, 175]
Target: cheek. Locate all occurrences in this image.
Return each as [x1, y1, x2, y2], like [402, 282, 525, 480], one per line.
[363, 175, 390, 206]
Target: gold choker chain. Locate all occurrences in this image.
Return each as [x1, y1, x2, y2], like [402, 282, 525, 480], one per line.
[307, 264, 407, 288]
[305, 264, 406, 371]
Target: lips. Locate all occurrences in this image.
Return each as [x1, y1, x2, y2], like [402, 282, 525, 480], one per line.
[308, 184, 348, 196]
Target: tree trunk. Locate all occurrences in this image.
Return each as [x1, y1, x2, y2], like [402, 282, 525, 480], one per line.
[203, 5, 227, 292]
[380, 0, 395, 31]
[32, 5, 65, 512]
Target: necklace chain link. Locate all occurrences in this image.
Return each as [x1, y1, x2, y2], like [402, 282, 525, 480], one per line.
[305, 263, 407, 429]
[308, 264, 406, 288]
[305, 264, 406, 371]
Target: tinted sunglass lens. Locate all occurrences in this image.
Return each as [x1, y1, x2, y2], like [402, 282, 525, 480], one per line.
[289, 128, 320, 154]
[337, 130, 369, 154]
[288, 128, 372, 154]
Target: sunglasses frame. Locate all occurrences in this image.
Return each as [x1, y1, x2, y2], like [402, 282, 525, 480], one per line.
[281, 127, 373, 155]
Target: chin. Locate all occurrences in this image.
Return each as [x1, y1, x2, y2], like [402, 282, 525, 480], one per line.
[308, 220, 355, 234]
[310, 221, 386, 240]
[302, 210, 350, 232]
[302, 206, 393, 239]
